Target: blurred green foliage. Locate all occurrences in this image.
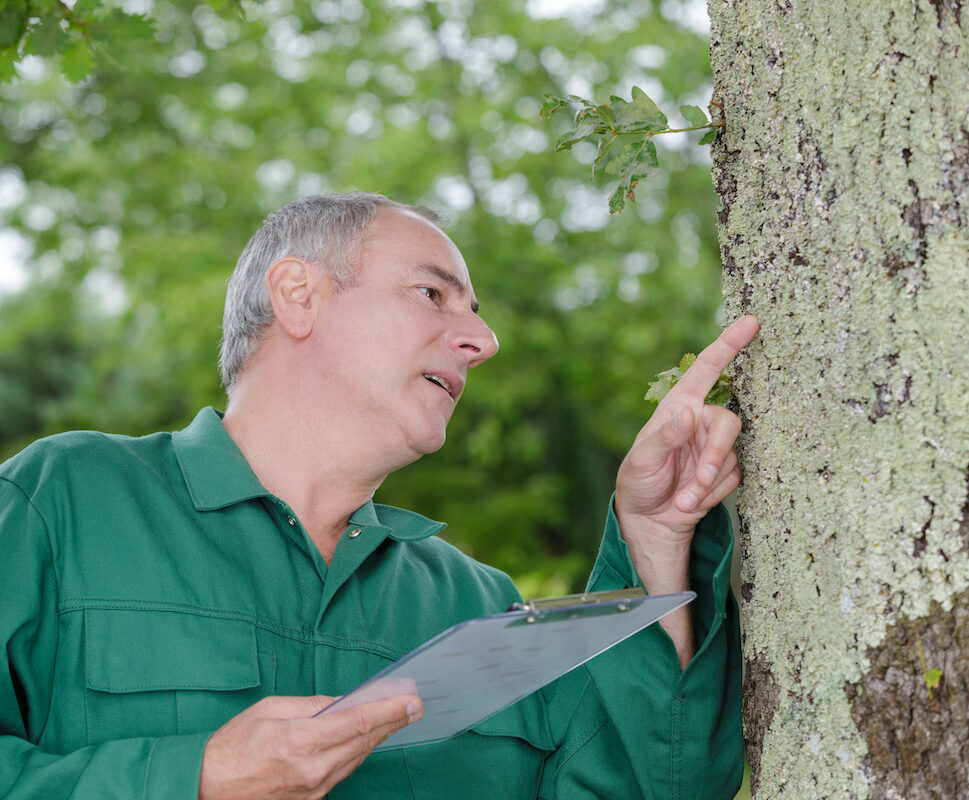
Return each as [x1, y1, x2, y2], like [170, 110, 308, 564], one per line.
[0, 0, 724, 594]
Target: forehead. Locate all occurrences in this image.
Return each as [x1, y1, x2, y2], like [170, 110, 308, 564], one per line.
[360, 208, 471, 280]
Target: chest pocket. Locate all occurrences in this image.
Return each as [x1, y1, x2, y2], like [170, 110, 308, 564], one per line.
[83, 609, 275, 744]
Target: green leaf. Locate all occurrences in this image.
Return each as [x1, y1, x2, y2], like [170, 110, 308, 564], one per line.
[593, 135, 614, 172]
[607, 183, 627, 214]
[644, 357, 693, 403]
[604, 139, 658, 178]
[0, 1, 29, 50]
[637, 139, 658, 171]
[698, 128, 718, 146]
[645, 353, 734, 406]
[88, 9, 155, 41]
[28, 15, 69, 58]
[706, 376, 734, 406]
[644, 372, 676, 403]
[596, 104, 616, 126]
[924, 668, 943, 692]
[540, 94, 570, 119]
[73, 0, 111, 16]
[0, 54, 16, 83]
[566, 94, 596, 108]
[607, 85, 668, 132]
[679, 104, 708, 127]
[604, 142, 637, 176]
[555, 120, 597, 151]
[217, 0, 249, 21]
[61, 38, 94, 83]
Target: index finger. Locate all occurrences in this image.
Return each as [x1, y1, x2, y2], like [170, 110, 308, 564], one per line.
[315, 676, 418, 719]
[316, 693, 422, 747]
[671, 315, 759, 401]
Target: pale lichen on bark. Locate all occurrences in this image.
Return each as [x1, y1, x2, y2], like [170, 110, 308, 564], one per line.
[708, 0, 969, 797]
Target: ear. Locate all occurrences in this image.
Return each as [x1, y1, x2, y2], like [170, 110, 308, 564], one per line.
[265, 257, 328, 340]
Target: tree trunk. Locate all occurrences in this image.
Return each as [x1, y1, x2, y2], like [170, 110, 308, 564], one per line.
[707, 1, 969, 797]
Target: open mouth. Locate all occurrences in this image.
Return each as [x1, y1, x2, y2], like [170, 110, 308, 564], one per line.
[423, 373, 454, 398]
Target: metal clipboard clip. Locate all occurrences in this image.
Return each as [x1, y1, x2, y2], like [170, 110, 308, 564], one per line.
[506, 587, 647, 624]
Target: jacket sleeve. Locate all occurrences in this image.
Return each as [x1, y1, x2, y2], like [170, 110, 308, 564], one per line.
[0, 477, 211, 800]
[539, 499, 743, 800]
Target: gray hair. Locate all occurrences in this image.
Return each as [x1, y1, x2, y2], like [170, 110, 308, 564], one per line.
[219, 192, 440, 392]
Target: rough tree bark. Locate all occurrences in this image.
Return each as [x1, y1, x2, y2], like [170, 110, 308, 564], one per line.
[707, 1, 969, 798]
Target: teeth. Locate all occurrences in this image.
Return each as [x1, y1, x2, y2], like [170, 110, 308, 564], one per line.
[424, 374, 452, 395]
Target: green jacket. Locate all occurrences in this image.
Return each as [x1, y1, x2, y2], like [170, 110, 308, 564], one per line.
[0, 408, 742, 799]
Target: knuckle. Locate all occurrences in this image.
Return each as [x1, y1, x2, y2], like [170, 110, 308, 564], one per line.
[352, 707, 372, 737]
[296, 762, 330, 793]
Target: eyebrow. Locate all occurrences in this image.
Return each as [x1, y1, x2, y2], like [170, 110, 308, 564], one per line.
[418, 262, 480, 314]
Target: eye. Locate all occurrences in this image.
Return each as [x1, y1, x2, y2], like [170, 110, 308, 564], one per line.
[418, 286, 442, 303]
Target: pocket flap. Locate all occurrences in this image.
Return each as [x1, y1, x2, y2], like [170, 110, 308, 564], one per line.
[469, 692, 555, 751]
[85, 609, 259, 693]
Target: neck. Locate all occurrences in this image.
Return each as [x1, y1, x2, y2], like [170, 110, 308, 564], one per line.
[222, 379, 391, 564]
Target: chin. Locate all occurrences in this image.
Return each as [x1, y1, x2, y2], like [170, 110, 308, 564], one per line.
[418, 432, 447, 455]
[410, 425, 448, 457]
[397, 413, 450, 461]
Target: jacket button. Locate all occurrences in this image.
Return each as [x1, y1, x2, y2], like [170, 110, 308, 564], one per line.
[287, 516, 297, 526]
[348, 528, 362, 538]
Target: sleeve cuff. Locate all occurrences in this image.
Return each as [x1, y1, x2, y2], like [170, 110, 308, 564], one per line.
[142, 730, 212, 799]
[587, 495, 735, 654]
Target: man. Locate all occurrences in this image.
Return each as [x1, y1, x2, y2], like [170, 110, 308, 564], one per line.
[0, 193, 759, 799]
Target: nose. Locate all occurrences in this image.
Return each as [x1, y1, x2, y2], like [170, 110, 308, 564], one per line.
[452, 313, 499, 369]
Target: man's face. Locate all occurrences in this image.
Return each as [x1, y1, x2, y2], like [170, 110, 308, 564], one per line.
[308, 208, 499, 463]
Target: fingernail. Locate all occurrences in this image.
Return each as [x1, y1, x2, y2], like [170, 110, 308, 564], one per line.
[701, 464, 717, 483]
[681, 491, 698, 511]
[406, 700, 420, 717]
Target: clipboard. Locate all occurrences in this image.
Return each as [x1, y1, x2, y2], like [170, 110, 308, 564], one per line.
[315, 588, 694, 751]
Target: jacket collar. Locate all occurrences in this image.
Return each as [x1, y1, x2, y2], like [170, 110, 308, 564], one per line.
[172, 407, 268, 510]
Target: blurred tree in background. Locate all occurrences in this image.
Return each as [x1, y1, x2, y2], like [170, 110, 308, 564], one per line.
[0, 0, 723, 596]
